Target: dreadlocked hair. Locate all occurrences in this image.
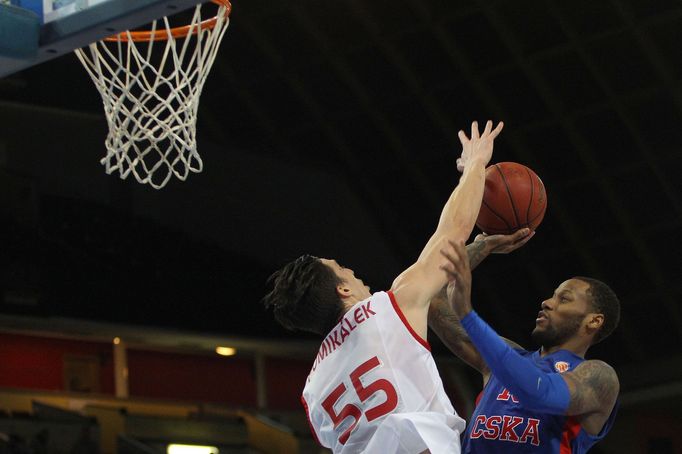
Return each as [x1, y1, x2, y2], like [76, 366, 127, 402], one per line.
[263, 255, 344, 336]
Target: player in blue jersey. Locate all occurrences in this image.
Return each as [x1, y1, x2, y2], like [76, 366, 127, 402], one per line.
[429, 235, 620, 453]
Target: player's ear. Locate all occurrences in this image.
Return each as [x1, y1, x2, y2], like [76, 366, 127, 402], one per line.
[336, 284, 352, 299]
[585, 313, 604, 332]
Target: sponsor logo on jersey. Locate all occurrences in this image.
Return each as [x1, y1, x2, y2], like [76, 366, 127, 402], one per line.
[496, 388, 519, 403]
[554, 361, 570, 373]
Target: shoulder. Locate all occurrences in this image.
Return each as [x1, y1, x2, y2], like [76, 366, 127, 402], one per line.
[573, 360, 619, 381]
[568, 360, 620, 403]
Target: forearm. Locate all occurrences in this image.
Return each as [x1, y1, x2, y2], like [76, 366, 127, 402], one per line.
[428, 294, 487, 372]
[425, 241, 489, 369]
[437, 161, 487, 242]
[426, 241, 489, 367]
[460, 311, 570, 414]
[467, 239, 490, 271]
[416, 161, 487, 264]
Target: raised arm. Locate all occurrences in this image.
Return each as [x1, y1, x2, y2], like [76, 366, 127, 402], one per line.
[391, 121, 503, 339]
[414, 122, 502, 265]
[428, 230, 532, 375]
[442, 240, 619, 420]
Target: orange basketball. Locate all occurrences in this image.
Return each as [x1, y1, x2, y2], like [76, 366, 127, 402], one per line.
[476, 162, 547, 235]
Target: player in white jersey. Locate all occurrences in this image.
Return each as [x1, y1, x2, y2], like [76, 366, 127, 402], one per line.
[263, 120, 504, 453]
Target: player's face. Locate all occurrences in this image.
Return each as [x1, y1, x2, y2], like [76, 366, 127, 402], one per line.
[321, 259, 371, 298]
[532, 279, 592, 348]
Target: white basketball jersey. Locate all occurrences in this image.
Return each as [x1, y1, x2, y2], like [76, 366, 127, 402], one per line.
[301, 291, 465, 454]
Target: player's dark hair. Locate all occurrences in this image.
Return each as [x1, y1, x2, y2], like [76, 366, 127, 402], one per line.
[263, 255, 345, 336]
[574, 276, 620, 345]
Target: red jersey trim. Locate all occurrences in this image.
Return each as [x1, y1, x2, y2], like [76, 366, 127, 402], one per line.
[475, 390, 484, 406]
[300, 395, 321, 445]
[387, 290, 431, 351]
[560, 415, 581, 454]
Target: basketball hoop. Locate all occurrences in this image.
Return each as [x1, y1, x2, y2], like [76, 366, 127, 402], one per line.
[74, 0, 232, 189]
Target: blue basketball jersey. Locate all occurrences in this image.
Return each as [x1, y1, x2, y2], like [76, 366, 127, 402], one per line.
[462, 349, 618, 453]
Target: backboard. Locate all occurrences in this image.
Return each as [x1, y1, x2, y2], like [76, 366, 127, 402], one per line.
[0, 0, 211, 78]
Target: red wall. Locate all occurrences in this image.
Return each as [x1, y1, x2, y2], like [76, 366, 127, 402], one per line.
[265, 357, 310, 410]
[0, 333, 114, 393]
[127, 349, 257, 406]
[0, 333, 311, 410]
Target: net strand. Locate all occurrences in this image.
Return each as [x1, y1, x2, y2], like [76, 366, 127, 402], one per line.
[74, 3, 230, 189]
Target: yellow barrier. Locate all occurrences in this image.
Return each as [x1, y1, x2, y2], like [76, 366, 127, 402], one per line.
[0, 387, 242, 454]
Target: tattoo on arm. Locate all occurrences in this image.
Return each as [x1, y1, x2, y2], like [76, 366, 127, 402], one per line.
[467, 240, 489, 271]
[428, 296, 486, 372]
[565, 360, 620, 416]
[428, 240, 520, 377]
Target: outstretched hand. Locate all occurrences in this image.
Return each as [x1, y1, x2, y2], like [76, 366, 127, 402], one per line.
[441, 240, 474, 318]
[475, 228, 534, 254]
[456, 120, 504, 172]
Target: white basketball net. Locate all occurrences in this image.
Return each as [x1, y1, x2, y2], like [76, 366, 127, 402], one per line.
[74, 2, 230, 189]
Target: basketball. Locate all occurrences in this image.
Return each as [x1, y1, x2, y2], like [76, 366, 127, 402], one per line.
[476, 162, 547, 235]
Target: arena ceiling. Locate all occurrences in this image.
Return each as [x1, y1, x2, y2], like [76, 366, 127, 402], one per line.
[0, 0, 681, 390]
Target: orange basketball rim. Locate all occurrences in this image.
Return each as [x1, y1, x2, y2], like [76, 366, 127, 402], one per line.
[105, 0, 232, 42]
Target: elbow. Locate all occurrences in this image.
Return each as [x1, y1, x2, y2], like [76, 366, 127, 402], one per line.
[506, 387, 562, 414]
[509, 377, 571, 415]
[505, 385, 534, 405]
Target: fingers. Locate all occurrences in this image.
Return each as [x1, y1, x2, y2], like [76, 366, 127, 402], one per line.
[473, 233, 488, 242]
[515, 230, 535, 247]
[441, 239, 469, 270]
[457, 120, 502, 169]
[471, 121, 480, 140]
[495, 228, 534, 253]
[439, 263, 458, 280]
[461, 120, 503, 141]
[510, 227, 531, 242]
[483, 120, 493, 135]
[440, 244, 460, 270]
[451, 238, 468, 256]
[458, 130, 469, 146]
[489, 121, 504, 139]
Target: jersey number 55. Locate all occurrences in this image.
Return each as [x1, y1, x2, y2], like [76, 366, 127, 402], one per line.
[321, 356, 399, 444]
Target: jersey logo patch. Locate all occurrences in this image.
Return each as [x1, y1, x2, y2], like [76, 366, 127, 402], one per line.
[554, 361, 570, 373]
[496, 388, 519, 403]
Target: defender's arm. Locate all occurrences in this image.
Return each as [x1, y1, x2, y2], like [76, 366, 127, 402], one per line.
[391, 121, 503, 338]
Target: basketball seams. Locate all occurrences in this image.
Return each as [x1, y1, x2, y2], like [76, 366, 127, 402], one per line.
[528, 172, 547, 229]
[495, 164, 521, 228]
[528, 202, 546, 224]
[476, 162, 547, 234]
[479, 199, 513, 233]
[525, 166, 534, 226]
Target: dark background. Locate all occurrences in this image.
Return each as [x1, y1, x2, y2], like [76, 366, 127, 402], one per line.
[0, 0, 681, 396]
